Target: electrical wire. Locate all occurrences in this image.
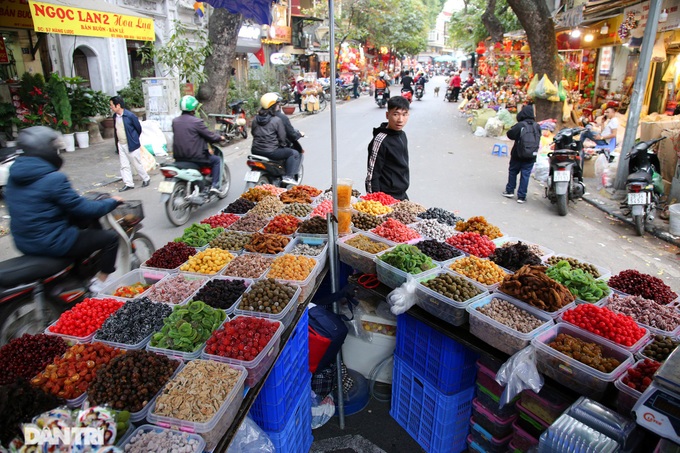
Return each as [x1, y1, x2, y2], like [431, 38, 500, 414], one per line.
[368, 354, 393, 402]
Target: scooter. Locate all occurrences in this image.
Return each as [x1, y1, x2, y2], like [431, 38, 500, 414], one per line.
[401, 88, 413, 104]
[621, 137, 665, 236]
[209, 102, 248, 142]
[159, 145, 231, 226]
[244, 146, 304, 189]
[375, 88, 388, 108]
[0, 198, 154, 345]
[0, 145, 18, 194]
[415, 84, 424, 101]
[546, 127, 586, 216]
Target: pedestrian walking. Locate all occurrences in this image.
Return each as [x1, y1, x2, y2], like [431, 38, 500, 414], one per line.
[352, 72, 360, 99]
[294, 76, 305, 112]
[502, 105, 541, 203]
[449, 71, 461, 102]
[365, 96, 410, 200]
[110, 96, 150, 192]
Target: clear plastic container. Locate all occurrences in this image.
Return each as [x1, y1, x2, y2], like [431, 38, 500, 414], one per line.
[286, 236, 328, 265]
[567, 396, 637, 448]
[492, 236, 554, 259]
[221, 252, 274, 279]
[495, 289, 576, 320]
[145, 273, 209, 306]
[467, 293, 554, 356]
[558, 309, 651, 354]
[265, 256, 320, 301]
[511, 420, 539, 453]
[476, 382, 518, 418]
[615, 360, 646, 416]
[516, 401, 550, 438]
[469, 418, 513, 453]
[413, 269, 489, 326]
[443, 259, 512, 292]
[234, 283, 301, 328]
[338, 232, 395, 274]
[542, 253, 611, 281]
[99, 269, 169, 299]
[600, 296, 680, 339]
[636, 335, 680, 363]
[191, 276, 254, 315]
[44, 319, 99, 344]
[93, 332, 153, 351]
[531, 323, 634, 399]
[519, 387, 571, 425]
[140, 259, 183, 274]
[147, 363, 247, 450]
[119, 424, 205, 453]
[374, 249, 437, 289]
[201, 316, 284, 387]
[471, 398, 516, 438]
[476, 357, 506, 399]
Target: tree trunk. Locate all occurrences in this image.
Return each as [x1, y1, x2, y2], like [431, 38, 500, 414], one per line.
[481, 0, 505, 43]
[200, 9, 243, 121]
[506, 0, 561, 123]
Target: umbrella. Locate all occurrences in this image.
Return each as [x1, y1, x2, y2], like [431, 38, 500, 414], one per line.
[434, 55, 455, 62]
[203, 0, 272, 24]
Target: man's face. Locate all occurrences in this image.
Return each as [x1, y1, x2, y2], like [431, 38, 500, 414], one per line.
[110, 101, 122, 115]
[605, 108, 615, 119]
[386, 108, 409, 131]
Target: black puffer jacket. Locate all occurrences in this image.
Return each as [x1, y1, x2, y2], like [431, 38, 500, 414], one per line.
[251, 112, 287, 154]
[365, 122, 409, 200]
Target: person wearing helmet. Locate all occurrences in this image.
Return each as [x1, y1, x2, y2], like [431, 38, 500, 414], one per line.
[251, 93, 301, 185]
[109, 96, 151, 192]
[171, 95, 226, 194]
[271, 93, 305, 153]
[374, 71, 390, 102]
[4, 126, 124, 293]
[400, 70, 414, 96]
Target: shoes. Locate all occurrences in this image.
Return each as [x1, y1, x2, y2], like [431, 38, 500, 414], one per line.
[142, 180, 150, 187]
[501, 191, 514, 198]
[281, 177, 298, 185]
[517, 198, 526, 204]
[209, 187, 221, 195]
[118, 185, 134, 192]
[88, 277, 110, 295]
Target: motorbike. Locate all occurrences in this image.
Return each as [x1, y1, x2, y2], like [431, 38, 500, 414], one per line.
[415, 84, 425, 101]
[375, 88, 388, 108]
[0, 198, 154, 345]
[621, 137, 665, 236]
[210, 102, 248, 142]
[546, 127, 586, 216]
[245, 137, 305, 189]
[159, 144, 231, 226]
[401, 88, 413, 104]
[0, 145, 18, 194]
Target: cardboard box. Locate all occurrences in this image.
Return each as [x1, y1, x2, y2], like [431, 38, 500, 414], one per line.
[659, 129, 680, 182]
[640, 119, 680, 141]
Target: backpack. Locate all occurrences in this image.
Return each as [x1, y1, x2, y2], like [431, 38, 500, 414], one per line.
[517, 121, 541, 159]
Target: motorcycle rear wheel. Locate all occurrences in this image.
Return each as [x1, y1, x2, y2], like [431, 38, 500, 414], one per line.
[240, 127, 248, 139]
[216, 164, 231, 199]
[556, 193, 568, 216]
[131, 232, 155, 269]
[633, 214, 645, 236]
[0, 296, 61, 346]
[166, 183, 192, 226]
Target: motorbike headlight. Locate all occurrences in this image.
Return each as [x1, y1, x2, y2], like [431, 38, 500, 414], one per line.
[236, 118, 247, 126]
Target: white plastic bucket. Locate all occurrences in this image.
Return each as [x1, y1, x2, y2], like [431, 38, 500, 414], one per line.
[670, 204, 680, 236]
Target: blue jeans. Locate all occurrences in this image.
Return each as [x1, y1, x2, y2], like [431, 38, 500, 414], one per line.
[208, 154, 221, 188]
[579, 129, 607, 146]
[505, 158, 535, 200]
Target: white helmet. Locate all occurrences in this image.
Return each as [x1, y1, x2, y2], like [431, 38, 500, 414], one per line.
[379, 71, 385, 78]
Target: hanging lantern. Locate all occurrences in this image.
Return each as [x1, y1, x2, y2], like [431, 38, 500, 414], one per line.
[476, 41, 486, 55]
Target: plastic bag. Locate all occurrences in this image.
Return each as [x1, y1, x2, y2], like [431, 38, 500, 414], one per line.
[139, 147, 158, 173]
[458, 98, 468, 111]
[562, 99, 572, 122]
[545, 78, 558, 97]
[532, 154, 550, 183]
[474, 126, 487, 137]
[495, 346, 544, 408]
[594, 154, 608, 189]
[226, 416, 275, 453]
[558, 80, 567, 102]
[527, 74, 539, 98]
[653, 171, 664, 194]
[485, 117, 504, 137]
[311, 390, 335, 429]
[140, 120, 168, 156]
[340, 298, 371, 342]
[387, 275, 419, 315]
[497, 108, 516, 128]
[652, 36, 667, 63]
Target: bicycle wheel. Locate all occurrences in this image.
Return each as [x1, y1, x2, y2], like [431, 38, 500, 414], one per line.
[318, 96, 328, 112]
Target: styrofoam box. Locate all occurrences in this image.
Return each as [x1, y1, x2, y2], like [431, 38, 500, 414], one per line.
[467, 293, 554, 356]
[266, 255, 320, 301]
[202, 316, 284, 387]
[287, 236, 329, 265]
[531, 323, 634, 399]
[99, 269, 169, 300]
[192, 276, 254, 315]
[119, 424, 205, 453]
[342, 331, 396, 384]
[374, 248, 438, 289]
[338, 232, 395, 274]
[542, 253, 611, 281]
[557, 309, 650, 354]
[147, 361, 247, 451]
[413, 269, 489, 327]
[492, 236, 554, 259]
[234, 283, 301, 329]
[145, 273, 209, 306]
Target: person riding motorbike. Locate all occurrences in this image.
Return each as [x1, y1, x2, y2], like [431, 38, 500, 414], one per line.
[4, 127, 124, 293]
[272, 93, 305, 153]
[415, 72, 428, 93]
[400, 71, 414, 96]
[374, 72, 390, 102]
[171, 95, 226, 194]
[251, 93, 301, 185]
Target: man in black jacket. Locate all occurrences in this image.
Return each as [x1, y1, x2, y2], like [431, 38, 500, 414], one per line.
[502, 104, 541, 203]
[171, 95, 225, 194]
[365, 96, 410, 200]
[272, 94, 305, 153]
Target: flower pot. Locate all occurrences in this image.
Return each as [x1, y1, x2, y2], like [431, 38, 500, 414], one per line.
[282, 106, 296, 115]
[62, 133, 76, 152]
[75, 131, 89, 149]
[130, 108, 146, 121]
[101, 117, 115, 139]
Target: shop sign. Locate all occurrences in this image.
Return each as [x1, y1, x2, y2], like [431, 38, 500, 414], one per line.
[0, 38, 9, 64]
[625, 0, 680, 33]
[556, 4, 584, 29]
[27, 0, 155, 41]
[270, 52, 293, 65]
[580, 16, 623, 49]
[599, 46, 613, 75]
[0, 0, 34, 30]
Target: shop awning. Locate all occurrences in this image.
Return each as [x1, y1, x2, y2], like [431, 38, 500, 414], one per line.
[12, 0, 155, 41]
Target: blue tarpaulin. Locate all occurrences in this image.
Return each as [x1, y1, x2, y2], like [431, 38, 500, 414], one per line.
[203, 0, 272, 25]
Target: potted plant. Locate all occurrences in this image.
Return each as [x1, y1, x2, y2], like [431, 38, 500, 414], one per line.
[117, 78, 145, 118]
[47, 74, 75, 152]
[0, 102, 20, 145]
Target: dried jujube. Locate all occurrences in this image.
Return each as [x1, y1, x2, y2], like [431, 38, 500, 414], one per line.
[144, 241, 196, 269]
[223, 198, 255, 214]
[0, 334, 68, 385]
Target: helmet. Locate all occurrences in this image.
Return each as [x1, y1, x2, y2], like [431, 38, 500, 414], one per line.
[17, 126, 63, 169]
[179, 95, 199, 112]
[260, 92, 280, 109]
[296, 76, 304, 82]
[379, 71, 385, 78]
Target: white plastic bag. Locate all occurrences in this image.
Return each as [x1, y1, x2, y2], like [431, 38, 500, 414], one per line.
[226, 416, 275, 453]
[311, 390, 336, 429]
[387, 275, 419, 315]
[495, 346, 544, 408]
[485, 117, 504, 137]
[140, 120, 168, 157]
[594, 154, 608, 189]
[532, 154, 550, 183]
[474, 126, 487, 137]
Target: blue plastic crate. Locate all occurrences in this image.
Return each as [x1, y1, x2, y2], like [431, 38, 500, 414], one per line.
[265, 382, 312, 453]
[390, 355, 474, 453]
[250, 309, 310, 431]
[395, 312, 479, 394]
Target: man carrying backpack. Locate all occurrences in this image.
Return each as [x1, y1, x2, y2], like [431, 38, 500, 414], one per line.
[502, 104, 541, 203]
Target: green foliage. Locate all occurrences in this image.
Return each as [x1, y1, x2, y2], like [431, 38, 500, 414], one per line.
[117, 78, 145, 109]
[17, 72, 55, 129]
[447, 0, 520, 51]
[140, 20, 212, 85]
[47, 74, 72, 133]
[0, 102, 20, 139]
[227, 67, 283, 117]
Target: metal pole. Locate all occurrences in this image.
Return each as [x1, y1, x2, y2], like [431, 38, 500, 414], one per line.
[327, 0, 344, 429]
[614, 0, 663, 191]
